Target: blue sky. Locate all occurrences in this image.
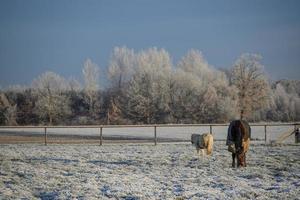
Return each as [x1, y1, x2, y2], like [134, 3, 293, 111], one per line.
[0, 0, 300, 87]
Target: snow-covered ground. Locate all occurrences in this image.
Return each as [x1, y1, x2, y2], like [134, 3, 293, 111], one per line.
[0, 142, 299, 199]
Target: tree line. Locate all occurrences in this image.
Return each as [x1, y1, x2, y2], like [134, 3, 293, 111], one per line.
[0, 47, 299, 125]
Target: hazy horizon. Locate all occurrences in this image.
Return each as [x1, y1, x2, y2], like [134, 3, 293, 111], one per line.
[1, 0, 300, 87]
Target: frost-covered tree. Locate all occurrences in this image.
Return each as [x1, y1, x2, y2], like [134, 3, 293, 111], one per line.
[271, 80, 300, 121]
[68, 77, 82, 92]
[82, 58, 101, 119]
[268, 82, 300, 121]
[106, 47, 136, 124]
[4, 105, 17, 125]
[276, 80, 300, 121]
[32, 71, 70, 125]
[231, 54, 270, 120]
[108, 46, 136, 89]
[125, 48, 172, 123]
[177, 49, 216, 86]
[0, 93, 18, 125]
[169, 70, 201, 123]
[173, 50, 236, 123]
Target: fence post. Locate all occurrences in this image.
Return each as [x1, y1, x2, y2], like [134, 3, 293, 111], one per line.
[44, 127, 47, 146]
[154, 125, 157, 145]
[210, 125, 212, 134]
[264, 125, 267, 144]
[100, 126, 103, 146]
[294, 124, 298, 144]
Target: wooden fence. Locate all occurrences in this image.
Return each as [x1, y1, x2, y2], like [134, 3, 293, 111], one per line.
[0, 123, 299, 145]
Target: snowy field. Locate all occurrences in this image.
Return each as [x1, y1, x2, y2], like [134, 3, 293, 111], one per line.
[0, 142, 299, 199]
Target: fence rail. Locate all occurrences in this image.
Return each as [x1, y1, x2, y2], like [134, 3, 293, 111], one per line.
[1, 122, 299, 128]
[0, 123, 299, 145]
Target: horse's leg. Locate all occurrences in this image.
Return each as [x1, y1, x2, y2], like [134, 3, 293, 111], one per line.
[244, 153, 247, 167]
[237, 153, 242, 167]
[199, 149, 205, 162]
[232, 153, 236, 168]
[237, 152, 245, 167]
[201, 149, 205, 157]
[196, 148, 202, 160]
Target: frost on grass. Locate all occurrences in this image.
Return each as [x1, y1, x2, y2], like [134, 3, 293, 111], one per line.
[0, 142, 299, 199]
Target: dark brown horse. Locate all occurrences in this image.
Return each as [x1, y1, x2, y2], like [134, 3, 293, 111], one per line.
[226, 120, 251, 167]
